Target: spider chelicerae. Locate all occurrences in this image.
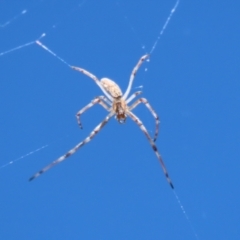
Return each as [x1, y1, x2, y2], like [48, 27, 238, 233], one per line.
[29, 54, 174, 189]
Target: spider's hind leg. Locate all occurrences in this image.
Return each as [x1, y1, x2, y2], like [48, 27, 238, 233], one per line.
[123, 54, 149, 100]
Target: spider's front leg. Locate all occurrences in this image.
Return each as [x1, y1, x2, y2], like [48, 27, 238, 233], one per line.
[127, 110, 173, 189]
[29, 112, 114, 181]
[76, 96, 111, 128]
[129, 97, 160, 142]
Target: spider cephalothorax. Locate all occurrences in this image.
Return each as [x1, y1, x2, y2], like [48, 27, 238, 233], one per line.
[113, 98, 127, 123]
[29, 54, 174, 189]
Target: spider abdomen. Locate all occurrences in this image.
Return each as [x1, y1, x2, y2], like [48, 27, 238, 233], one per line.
[101, 78, 122, 98]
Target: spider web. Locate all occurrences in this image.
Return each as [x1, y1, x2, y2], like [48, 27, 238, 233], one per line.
[0, 1, 199, 239]
[0, 0, 179, 167]
[0, 0, 87, 171]
[0, 9, 27, 28]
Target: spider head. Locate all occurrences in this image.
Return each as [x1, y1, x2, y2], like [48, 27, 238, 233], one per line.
[115, 112, 127, 123]
[113, 98, 127, 124]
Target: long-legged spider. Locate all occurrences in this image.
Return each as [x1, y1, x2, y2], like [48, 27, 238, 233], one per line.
[29, 54, 174, 189]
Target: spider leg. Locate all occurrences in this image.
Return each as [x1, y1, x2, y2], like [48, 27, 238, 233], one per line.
[123, 54, 149, 100]
[127, 110, 174, 189]
[71, 66, 113, 101]
[126, 91, 142, 104]
[128, 98, 159, 142]
[76, 96, 111, 129]
[29, 112, 114, 181]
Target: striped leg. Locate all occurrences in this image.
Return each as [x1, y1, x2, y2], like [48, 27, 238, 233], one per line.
[127, 111, 174, 189]
[126, 91, 142, 104]
[129, 98, 160, 142]
[71, 66, 113, 101]
[29, 112, 114, 181]
[76, 96, 111, 129]
[123, 54, 149, 100]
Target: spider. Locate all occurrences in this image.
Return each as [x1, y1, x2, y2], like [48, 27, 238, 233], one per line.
[29, 54, 174, 189]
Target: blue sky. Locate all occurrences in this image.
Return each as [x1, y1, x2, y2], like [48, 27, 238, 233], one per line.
[1, 0, 240, 239]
